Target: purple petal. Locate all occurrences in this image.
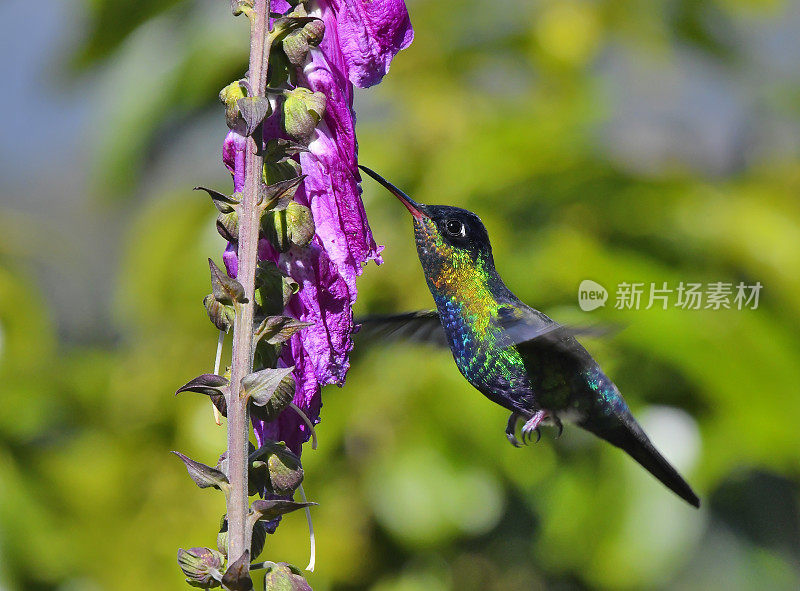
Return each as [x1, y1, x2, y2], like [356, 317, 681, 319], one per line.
[322, 0, 414, 88]
[253, 243, 350, 454]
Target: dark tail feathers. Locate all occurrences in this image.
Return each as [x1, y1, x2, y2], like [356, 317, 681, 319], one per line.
[584, 417, 701, 508]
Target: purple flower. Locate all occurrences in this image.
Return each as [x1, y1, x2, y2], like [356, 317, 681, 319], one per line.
[224, 1, 412, 455]
[223, 131, 247, 193]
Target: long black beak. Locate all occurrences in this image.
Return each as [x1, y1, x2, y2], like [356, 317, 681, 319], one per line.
[358, 165, 429, 219]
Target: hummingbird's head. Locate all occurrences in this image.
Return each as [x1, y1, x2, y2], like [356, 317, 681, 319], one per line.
[359, 166, 495, 286]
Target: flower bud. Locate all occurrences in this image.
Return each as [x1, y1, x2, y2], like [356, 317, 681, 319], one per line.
[177, 547, 224, 588]
[219, 81, 248, 135]
[284, 202, 314, 248]
[264, 563, 312, 591]
[282, 88, 326, 141]
[303, 19, 325, 46]
[267, 447, 304, 495]
[282, 33, 310, 67]
[264, 210, 289, 252]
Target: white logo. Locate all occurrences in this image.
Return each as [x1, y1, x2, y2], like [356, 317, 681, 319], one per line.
[578, 280, 608, 311]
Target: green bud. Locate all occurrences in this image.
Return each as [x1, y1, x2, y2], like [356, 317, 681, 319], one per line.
[282, 32, 310, 67]
[248, 441, 304, 495]
[282, 88, 326, 141]
[267, 449, 304, 495]
[219, 80, 248, 135]
[282, 17, 325, 65]
[230, 0, 254, 17]
[177, 547, 224, 588]
[265, 210, 289, 252]
[264, 563, 312, 591]
[264, 158, 302, 186]
[285, 202, 314, 247]
[263, 203, 314, 253]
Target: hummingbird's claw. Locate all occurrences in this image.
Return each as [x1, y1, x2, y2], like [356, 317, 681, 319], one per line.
[506, 431, 522, 448]
[505, 412, 523, 447]
[521, 410, 547, 445]
[553, 416, 563, 439]
[521, 427, 541, 445]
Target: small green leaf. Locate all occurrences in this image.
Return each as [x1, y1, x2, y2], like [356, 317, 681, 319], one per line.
[264, 138, 308, 161]
[254, 315, 313, 345]
[259, 175, 306, 211]
[216, 210, 239, 243]
[176, 373, 229, 416]
[195, 186, 240, 214]
[221, 550, 252, 591]
[241, 367, 295, 421]
[176, 374, 229, 396]
[237, 96, 272, 137]
[172, 451, 230, 494]
[204, 294, 236, 333]
[251, 499, 316, 523]
[209, 258, 248, 305]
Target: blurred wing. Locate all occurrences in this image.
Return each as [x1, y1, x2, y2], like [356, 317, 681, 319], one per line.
[493, 305, 618, 348]
[355, 311, 449, 348]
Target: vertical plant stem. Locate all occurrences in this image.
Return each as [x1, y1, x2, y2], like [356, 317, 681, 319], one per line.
[226, 0, 271, 565]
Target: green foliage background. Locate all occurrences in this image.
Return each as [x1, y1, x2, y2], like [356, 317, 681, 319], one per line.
[1, 0, 799, 589]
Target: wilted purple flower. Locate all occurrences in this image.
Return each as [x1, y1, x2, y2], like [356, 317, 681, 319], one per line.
[224, 1, 412, 455]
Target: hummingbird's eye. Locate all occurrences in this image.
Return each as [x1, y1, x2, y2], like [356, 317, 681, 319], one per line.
[444, 218, 466, 238]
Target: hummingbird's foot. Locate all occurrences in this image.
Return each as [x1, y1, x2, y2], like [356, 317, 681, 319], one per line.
[553, 415, 563, 438]
[521, 410, 547, 445]
[506, 412, 523, 447]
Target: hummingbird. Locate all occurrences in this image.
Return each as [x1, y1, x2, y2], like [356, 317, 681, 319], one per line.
[358, 165, 700, 508]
